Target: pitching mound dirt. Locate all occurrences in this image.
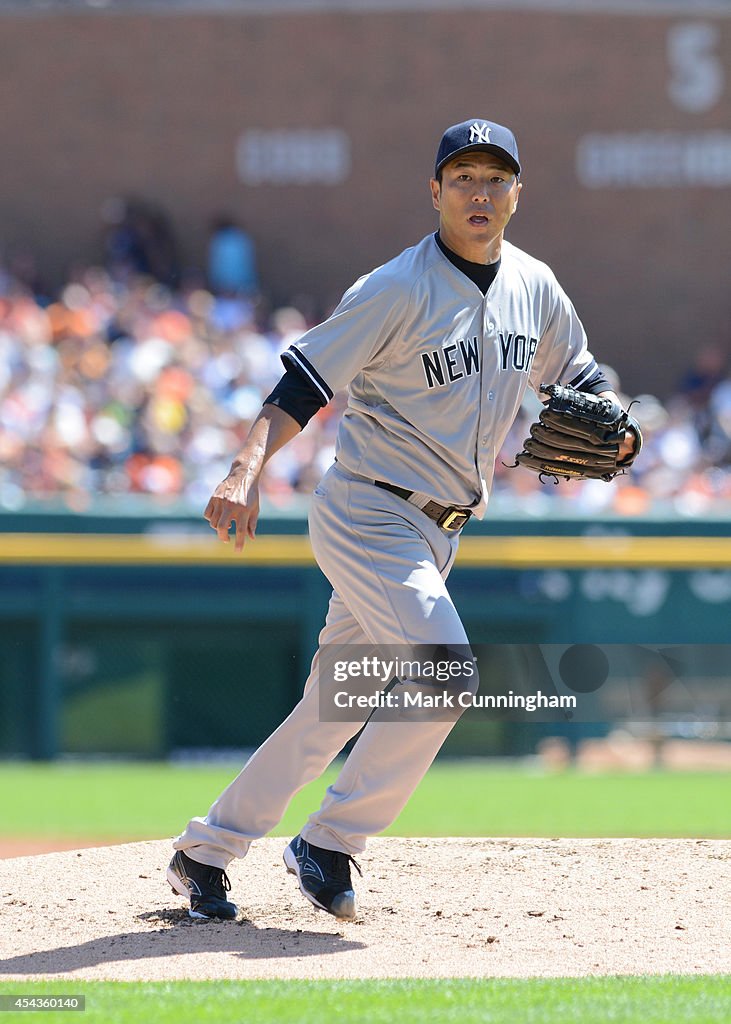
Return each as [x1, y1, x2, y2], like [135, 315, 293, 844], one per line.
[0, 838, 729, 981]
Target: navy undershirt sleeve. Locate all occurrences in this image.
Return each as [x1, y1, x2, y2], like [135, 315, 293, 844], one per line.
[263, 364, 326, 429]
[569, 367, 612, 396]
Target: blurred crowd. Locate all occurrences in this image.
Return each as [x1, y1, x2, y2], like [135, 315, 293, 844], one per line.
[1, 203, 730, 518]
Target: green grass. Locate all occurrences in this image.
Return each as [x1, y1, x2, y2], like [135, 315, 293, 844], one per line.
[0, 761, 729, 841]
[0, 977, 729, 1024]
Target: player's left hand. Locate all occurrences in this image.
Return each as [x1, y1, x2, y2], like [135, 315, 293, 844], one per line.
[511, 383, 642, 482]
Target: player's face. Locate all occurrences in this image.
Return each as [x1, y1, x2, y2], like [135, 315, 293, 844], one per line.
[430, 152, 522, 263]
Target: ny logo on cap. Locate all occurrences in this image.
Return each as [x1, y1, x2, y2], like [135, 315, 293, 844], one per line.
[468, 122, 492, 144]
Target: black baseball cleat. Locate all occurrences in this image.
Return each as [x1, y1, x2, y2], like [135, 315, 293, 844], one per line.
[167, 849, 238, 920]
[283, 835, 362, 921]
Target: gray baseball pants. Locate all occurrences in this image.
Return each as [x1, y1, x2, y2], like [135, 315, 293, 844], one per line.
[174, 462, 477, 867]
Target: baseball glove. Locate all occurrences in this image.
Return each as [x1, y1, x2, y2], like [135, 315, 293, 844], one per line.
[511, 383, 642, 482]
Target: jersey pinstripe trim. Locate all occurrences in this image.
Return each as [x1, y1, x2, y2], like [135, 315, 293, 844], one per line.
[281, 346, 334, 403]
[570, 367, 610, 396]
[567, 359, 599, 390]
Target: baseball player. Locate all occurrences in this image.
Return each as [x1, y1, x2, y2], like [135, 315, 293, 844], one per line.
[167, 118, 639, 921]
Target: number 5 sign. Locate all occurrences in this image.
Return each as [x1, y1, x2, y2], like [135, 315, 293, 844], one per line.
[667, 22, 724, 113]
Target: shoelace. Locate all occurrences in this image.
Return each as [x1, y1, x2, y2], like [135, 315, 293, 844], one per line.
[324, 849, 362, 886]
[206, 867, 232, 897]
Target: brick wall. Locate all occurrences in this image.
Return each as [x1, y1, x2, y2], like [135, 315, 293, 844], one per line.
[1, 8, 730, 395]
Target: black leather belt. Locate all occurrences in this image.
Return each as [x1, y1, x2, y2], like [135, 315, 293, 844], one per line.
[374, 480, 472, 532]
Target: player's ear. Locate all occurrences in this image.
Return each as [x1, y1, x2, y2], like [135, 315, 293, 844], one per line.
[512, 180, 522, 214]
[430, 177, 441, 212]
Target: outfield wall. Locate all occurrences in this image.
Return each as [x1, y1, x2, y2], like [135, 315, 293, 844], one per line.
[1, 512, 730, 759]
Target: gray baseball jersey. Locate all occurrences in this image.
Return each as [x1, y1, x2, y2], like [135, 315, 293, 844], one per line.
[282, 233, 598, 515]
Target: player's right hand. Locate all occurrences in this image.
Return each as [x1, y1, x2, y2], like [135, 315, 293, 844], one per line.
[204, 468, 260, 552]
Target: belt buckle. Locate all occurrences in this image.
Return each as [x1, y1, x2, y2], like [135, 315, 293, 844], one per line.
[438, 507, 470, 532]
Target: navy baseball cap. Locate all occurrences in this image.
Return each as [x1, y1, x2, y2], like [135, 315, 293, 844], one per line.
[435, 118, 521, 177]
